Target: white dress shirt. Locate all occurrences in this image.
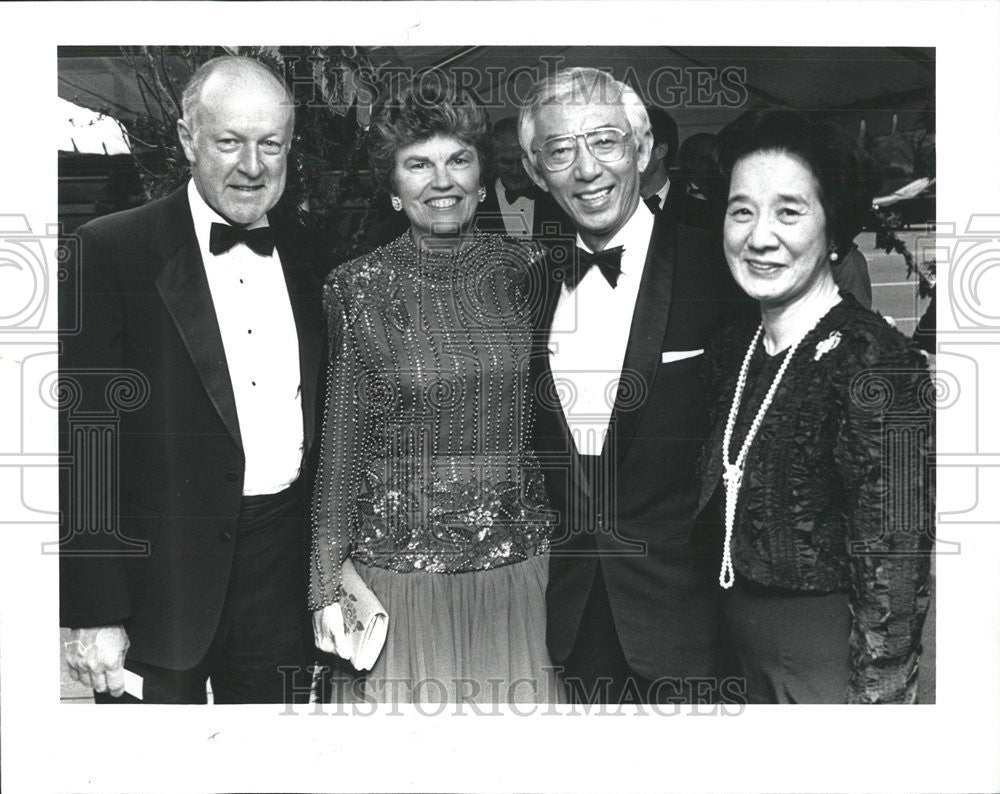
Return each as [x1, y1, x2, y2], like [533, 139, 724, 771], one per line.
[648, 177, 671, 212]
[187, 180, 303, 495]
[549, 204, 654, 456]
[494, 177, 534, 237]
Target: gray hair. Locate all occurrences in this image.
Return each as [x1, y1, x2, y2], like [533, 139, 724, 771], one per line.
[517, 67, 651, 166]
[180, 55, 295, 130]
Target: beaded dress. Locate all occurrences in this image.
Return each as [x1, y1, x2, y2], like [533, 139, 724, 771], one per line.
[309, 231, 559, 702]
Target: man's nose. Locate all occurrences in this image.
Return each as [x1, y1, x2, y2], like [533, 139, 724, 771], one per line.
[572, 140, 602, 181]
[238, 145, 264, 177]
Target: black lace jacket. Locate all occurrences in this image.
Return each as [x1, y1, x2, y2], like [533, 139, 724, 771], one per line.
[696, 296, 934, 703]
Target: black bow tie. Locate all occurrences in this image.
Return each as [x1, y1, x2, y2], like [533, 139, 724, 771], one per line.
[644, 194, 662, 213]
[564, 245, 625, 291]
[209, 222, 276, 257]
[504, 185, 532, 204]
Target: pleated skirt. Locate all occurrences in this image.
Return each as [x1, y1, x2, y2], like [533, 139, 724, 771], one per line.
[353, 554, 564, 703]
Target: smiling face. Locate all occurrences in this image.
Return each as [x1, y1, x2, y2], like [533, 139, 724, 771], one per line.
[724, 150, 835, 311]
[178, 70, 293, 227]
[393, 134, 481, 240]
[523, 101, 651, 251]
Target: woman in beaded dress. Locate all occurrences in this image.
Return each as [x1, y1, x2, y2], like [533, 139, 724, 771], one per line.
[695, 110, 934, 703]
[309, 74, 560, 703]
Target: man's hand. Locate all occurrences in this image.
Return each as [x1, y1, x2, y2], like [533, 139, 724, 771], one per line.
[64, 625, 130, 697]
[312, 603, 350, 660]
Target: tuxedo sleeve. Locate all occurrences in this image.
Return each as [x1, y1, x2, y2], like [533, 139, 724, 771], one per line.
[59, 221, 133, 628]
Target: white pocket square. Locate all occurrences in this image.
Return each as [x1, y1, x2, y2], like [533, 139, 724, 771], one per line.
[661, 349, 704, 364]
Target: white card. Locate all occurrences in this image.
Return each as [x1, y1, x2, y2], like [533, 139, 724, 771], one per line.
[123, 669, 143, 701]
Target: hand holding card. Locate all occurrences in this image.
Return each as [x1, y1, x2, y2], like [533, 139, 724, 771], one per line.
[337, 558, 389, 671]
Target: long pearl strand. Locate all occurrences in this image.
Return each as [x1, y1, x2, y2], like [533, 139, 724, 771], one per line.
[718, 324, 808, 589]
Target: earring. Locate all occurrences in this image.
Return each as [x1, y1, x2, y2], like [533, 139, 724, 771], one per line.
[390, 195, 403, 212]
[478, 186, 487, 203]
[829, 250, 839, 262]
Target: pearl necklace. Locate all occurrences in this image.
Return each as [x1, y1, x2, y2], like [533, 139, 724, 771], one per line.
[718, 323, 808, 589]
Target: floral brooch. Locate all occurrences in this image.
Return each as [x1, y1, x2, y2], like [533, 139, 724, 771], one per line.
[814, 330, 842, 361]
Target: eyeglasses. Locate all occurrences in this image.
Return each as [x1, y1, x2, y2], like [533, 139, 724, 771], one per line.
[533, 127, 631, 172]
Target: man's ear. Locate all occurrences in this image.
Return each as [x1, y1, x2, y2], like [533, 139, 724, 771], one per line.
[177, 118, 197, 165]
[635, 128, 655, 174]
[522, 154, 550, 193]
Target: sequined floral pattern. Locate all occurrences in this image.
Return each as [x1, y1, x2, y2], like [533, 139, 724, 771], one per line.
[310, 232, 552, 607]
[352, 465, 551, 573]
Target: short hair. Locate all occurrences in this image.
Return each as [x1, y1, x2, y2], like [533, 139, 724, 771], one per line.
[369, 71, 490, 190]
[518, 68, 651, 168]
[646, 107, 679, 168]
[181, 55, 294, 130]
[716, 109, 877, 258]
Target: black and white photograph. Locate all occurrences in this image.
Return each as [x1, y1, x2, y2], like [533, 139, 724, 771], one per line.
[1, 2, 999, 792]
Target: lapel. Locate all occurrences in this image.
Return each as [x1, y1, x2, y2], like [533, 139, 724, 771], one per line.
[274, 233, 323, 453]
[604, 217, 677, 469]
[152, 187, 243, 450]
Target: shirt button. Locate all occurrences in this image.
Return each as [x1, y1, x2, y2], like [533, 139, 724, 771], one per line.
[226, 471, 239, 483]
[219, 530, 233, 543]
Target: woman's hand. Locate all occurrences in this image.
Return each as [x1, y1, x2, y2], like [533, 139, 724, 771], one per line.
[312, 602, 350, 660]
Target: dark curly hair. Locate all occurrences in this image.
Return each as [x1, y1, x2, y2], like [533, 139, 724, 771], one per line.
[369, 71, 490, 191]
[716, 109, 878, 258]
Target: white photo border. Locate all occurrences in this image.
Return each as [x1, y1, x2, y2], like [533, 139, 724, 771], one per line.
[1, 2, 999, 792]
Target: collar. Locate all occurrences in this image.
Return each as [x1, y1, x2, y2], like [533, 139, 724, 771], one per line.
[655, 177, 671, 205]
[641, 174, 671, 205]
[575, 201, 654, 277]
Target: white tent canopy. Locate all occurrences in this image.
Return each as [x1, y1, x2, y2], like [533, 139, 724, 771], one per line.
[58, 45, 933, 141]
[58, 96, 131, 155]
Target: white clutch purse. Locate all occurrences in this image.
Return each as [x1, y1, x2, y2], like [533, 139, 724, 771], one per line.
[337, 558, 388, 671]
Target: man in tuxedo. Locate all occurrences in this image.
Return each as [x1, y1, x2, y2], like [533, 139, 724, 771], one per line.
[638, 107, 679, 218]
[478, 116, 571, 242]
[519, 68, 747, 704]
[59, 56, 322, 704]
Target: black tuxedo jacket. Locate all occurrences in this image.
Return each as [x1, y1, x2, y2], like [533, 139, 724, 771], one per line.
[532, 216, 751, 681]
[59, 186, 323, 670]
